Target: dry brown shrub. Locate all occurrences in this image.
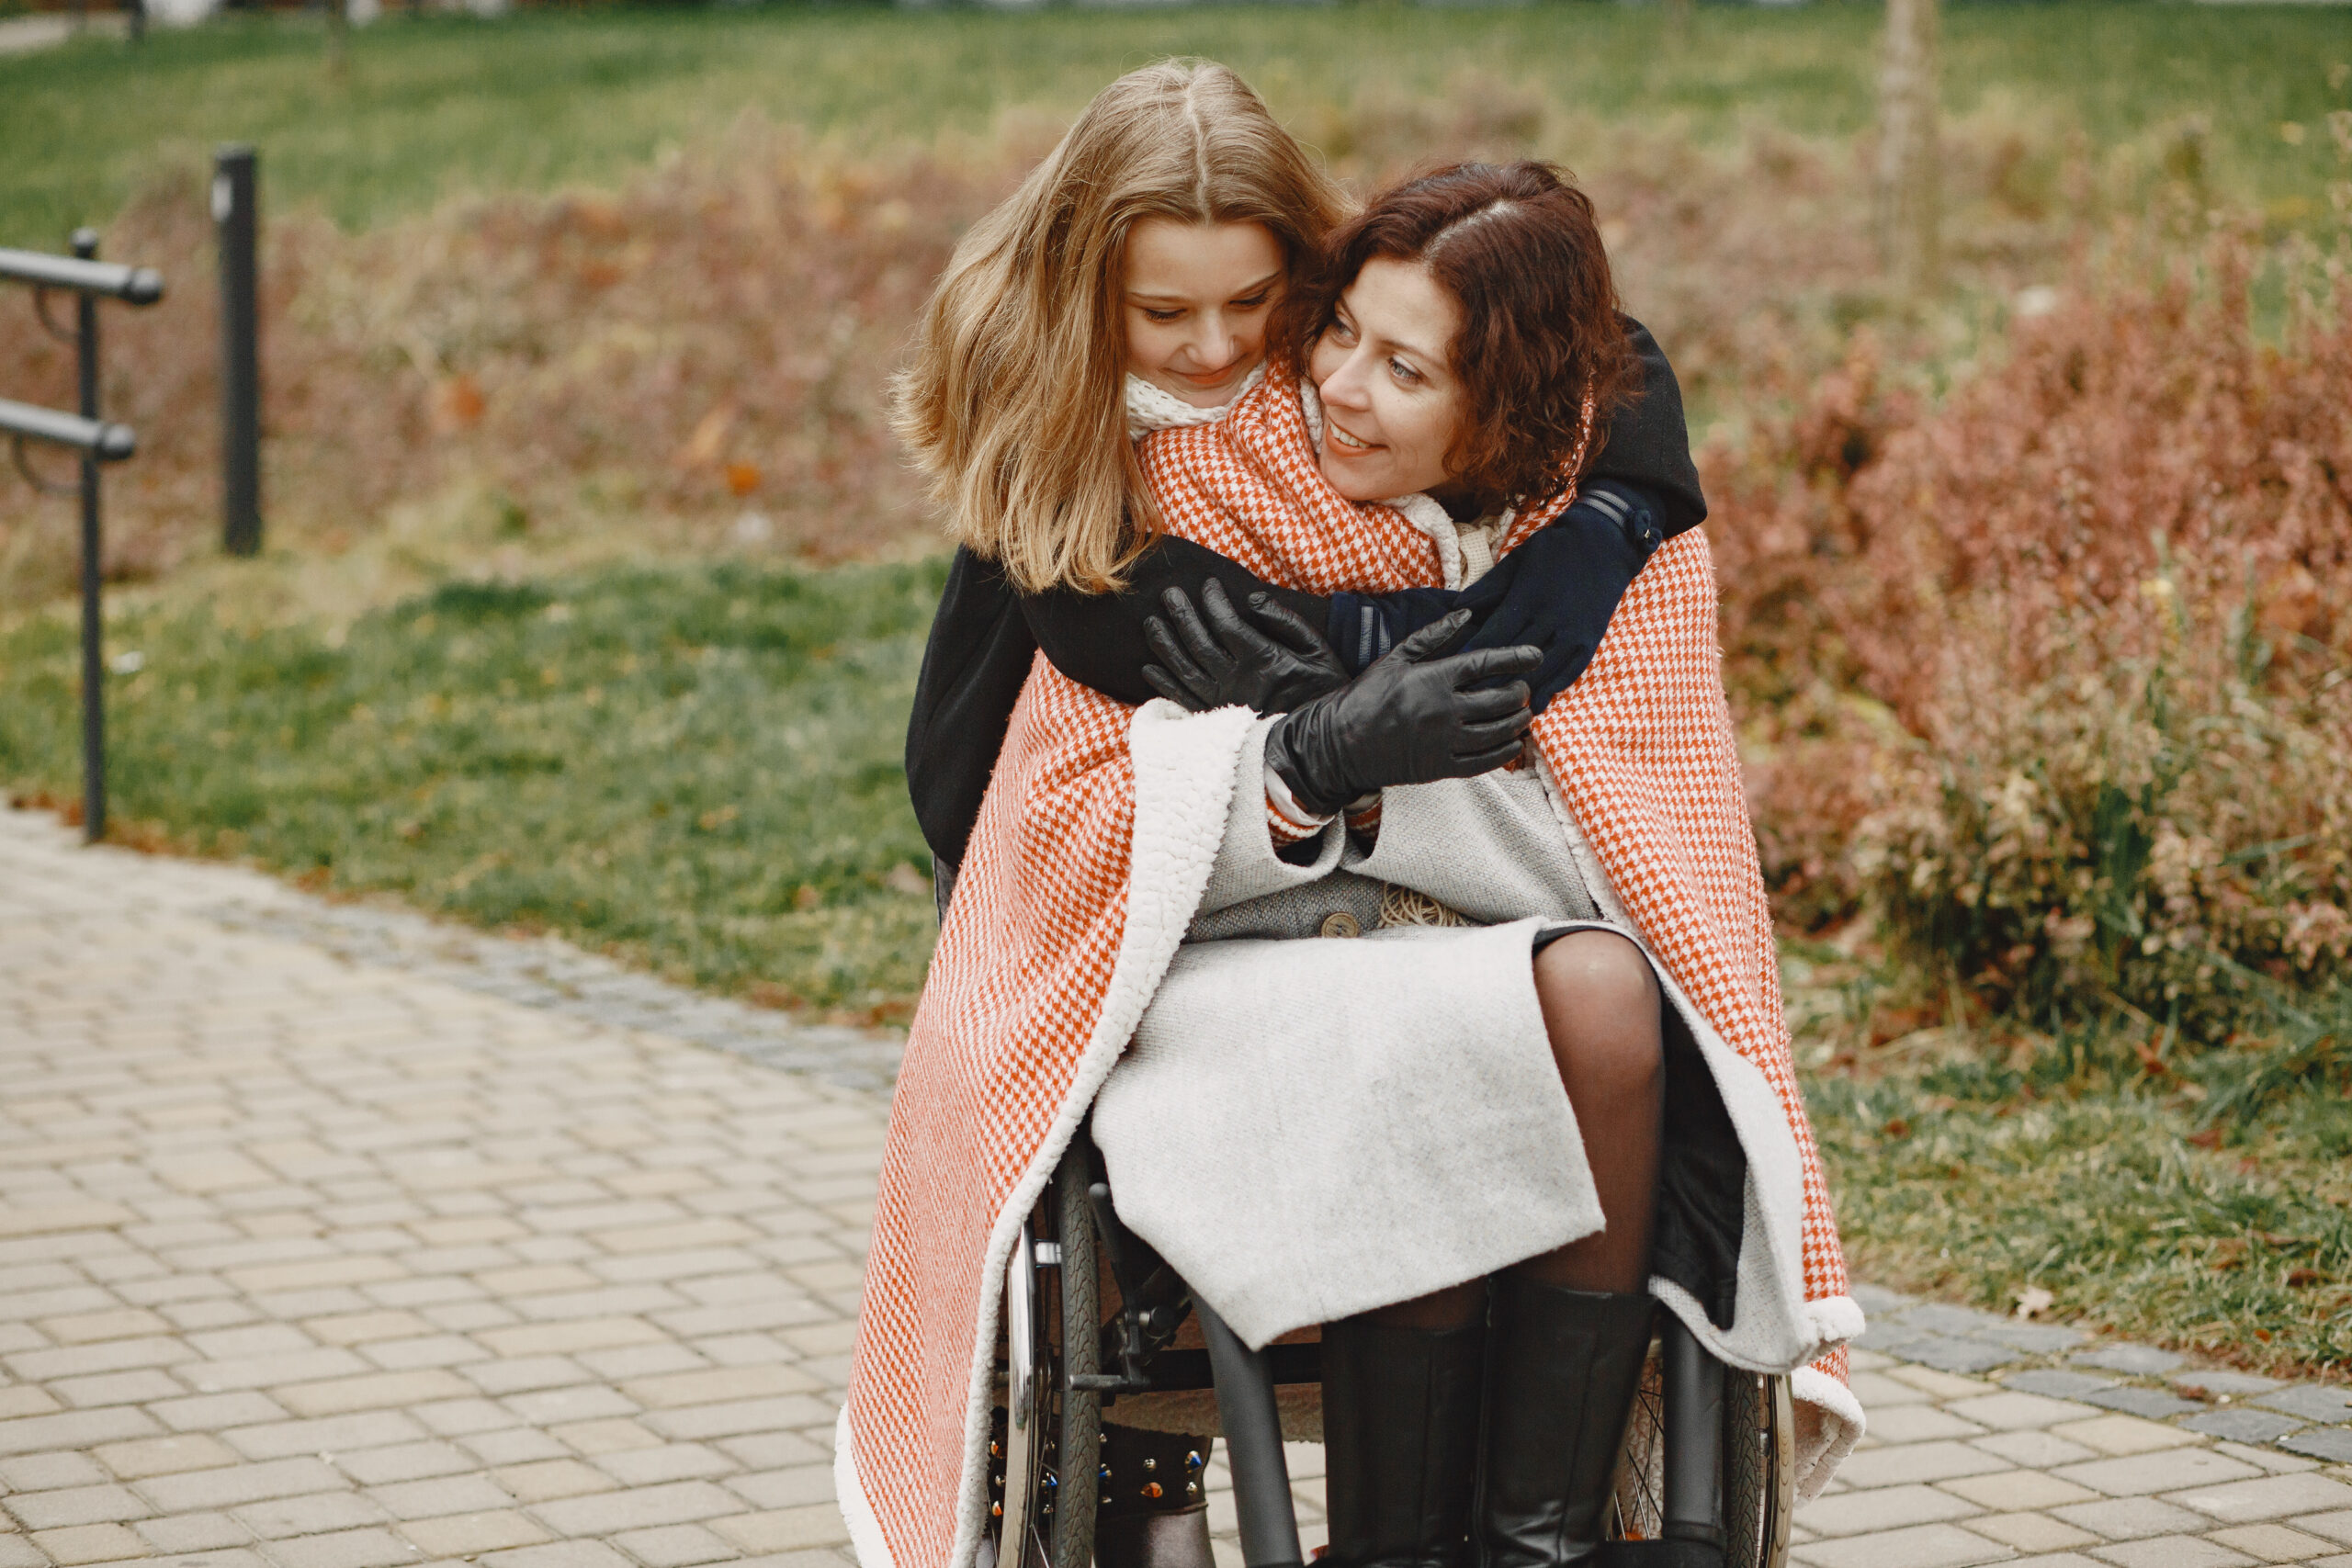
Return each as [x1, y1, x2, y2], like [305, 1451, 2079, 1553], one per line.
[0, 89, 2106, 613]
[0, 122, 1018, 604]
[1722, 232, 2352, 1035]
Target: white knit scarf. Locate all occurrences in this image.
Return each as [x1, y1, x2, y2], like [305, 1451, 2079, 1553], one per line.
[1124, 365, 1266, 439]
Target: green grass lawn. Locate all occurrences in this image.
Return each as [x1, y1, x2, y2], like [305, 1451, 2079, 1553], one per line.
[0, 558, 946, 1021]
[5, 2, 2348, 246]
[1813, 1045, 2352, 1378]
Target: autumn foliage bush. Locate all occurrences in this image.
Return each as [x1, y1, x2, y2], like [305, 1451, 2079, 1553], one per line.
[1720, 234, 2352, 1041]
[0, 90, 2090, 607]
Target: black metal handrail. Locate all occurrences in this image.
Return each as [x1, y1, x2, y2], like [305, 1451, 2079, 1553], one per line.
[0, 247, 165, 305]
[0, 398, 136, 462]
[3, 228, 164, 845]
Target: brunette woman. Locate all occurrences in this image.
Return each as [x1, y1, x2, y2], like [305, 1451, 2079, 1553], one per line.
[1084, 161, 1865, 1568]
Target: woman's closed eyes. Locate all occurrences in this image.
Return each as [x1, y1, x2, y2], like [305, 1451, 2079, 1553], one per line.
[1139, 289, 1272, 325]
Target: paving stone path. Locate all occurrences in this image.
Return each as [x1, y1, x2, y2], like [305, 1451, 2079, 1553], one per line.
[3, 805, 2349, 1568]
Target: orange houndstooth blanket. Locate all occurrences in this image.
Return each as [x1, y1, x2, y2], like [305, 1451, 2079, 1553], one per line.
[839, 368, 1863, 1568]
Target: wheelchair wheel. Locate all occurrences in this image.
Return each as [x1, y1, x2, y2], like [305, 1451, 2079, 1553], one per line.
[997, 1219, 1049, 1568]
[991, 1141, 1103, 1568]
[1724, 1371, 1794, 1568]
[1607, 1342, 1794, 1568]
[1053, 1138, 1102, 1568]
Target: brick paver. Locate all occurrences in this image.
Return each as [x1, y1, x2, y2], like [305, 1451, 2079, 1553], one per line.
[1794, 1356, 2352, 1566]
[6, 804, 2350, 1568]
[0, 811, 875, 1566]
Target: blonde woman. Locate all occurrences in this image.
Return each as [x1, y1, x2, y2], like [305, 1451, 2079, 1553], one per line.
[848, 62, 1707, 1568]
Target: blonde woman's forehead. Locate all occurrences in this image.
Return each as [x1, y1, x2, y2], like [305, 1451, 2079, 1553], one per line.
[1124, 219, 1287, 303]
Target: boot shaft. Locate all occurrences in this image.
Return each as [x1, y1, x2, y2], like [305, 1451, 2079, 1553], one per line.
[1474, 1280, 1655, 1568]
[1321, 1316, 1488, 1568]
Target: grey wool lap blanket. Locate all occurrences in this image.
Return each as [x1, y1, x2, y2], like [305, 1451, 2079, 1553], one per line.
[1077, 706, 1864, 1501]
[1102, 916, 1600, 1343]
[1094, 716, 1640, 1347]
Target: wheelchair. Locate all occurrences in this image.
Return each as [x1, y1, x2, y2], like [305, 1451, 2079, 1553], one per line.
[989, 1123, 1792, 1568]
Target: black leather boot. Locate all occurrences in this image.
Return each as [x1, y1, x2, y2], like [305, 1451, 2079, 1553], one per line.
[1321, 1315, 1487, 1568]
[1093, 1426, 1213, 1568]
[1474, 1278, 1654, 1568]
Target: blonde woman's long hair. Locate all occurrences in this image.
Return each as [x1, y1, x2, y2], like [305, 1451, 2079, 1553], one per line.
[893, 60, 1351, 595]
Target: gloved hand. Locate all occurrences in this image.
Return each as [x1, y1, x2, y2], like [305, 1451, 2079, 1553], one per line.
[1328, 480, 1670, 712]
[1140, 578, 1350, 716]
[1457, 481, 1662, 710]
[1265, 611, 1542, 818]
[1326, 585, 1461, 675]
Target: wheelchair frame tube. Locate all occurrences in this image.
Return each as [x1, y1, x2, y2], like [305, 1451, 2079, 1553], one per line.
[1194, 1300, 1303, 1568]
[1660, 1314, 1726, 1548]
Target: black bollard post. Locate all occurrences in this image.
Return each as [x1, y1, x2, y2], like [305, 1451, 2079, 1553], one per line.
[73, 229, 107, 845]
[215, 146, 262, 557]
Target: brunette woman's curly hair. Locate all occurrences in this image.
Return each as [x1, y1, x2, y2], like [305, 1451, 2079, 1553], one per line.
[1280, 161, 1638, 516]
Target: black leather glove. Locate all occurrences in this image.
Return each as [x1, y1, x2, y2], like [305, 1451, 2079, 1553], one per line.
[1264, 611, 1542, 818]
[1140, 578, 1350, 716]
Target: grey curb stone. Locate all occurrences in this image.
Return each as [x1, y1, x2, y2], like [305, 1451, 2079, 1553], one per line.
[1979, 1322, 2087, 1353]
[1849, 1284, 1916, 1314]
[2279, 1427, 2352, 1462]
[2255, 1386, 2352, 1423]
[1905, 1304, 2016, 1337]
[2180, 1409, 2305, 1443]
[2073, 1345, 2187, 1376]
[2084, 1386, 2209, 1419]
[1900, 1336, 2026, 1374]
[2007, 1370, 2120, 1399]
[2172, 1372, 2284, 1396]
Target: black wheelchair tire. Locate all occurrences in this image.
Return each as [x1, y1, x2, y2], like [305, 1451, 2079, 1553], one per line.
[1608, 1344, 1793, 1568]
[1723, 1368, 1794, 1568]
[1052, 1139, 1101, 1568]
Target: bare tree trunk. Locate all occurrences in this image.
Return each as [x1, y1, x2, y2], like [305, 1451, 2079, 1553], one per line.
[1875, 0, 1940, 299]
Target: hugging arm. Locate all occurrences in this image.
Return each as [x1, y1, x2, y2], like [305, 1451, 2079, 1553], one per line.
[1022, 534, 1329, 708]
[1033, 315, 1703, 712]
[904, 318, 1703, 869]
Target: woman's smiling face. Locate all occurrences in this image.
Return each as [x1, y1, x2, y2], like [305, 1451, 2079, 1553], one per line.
[1307, 258, 1465, 502]
[1122, 219, 1287, 410]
